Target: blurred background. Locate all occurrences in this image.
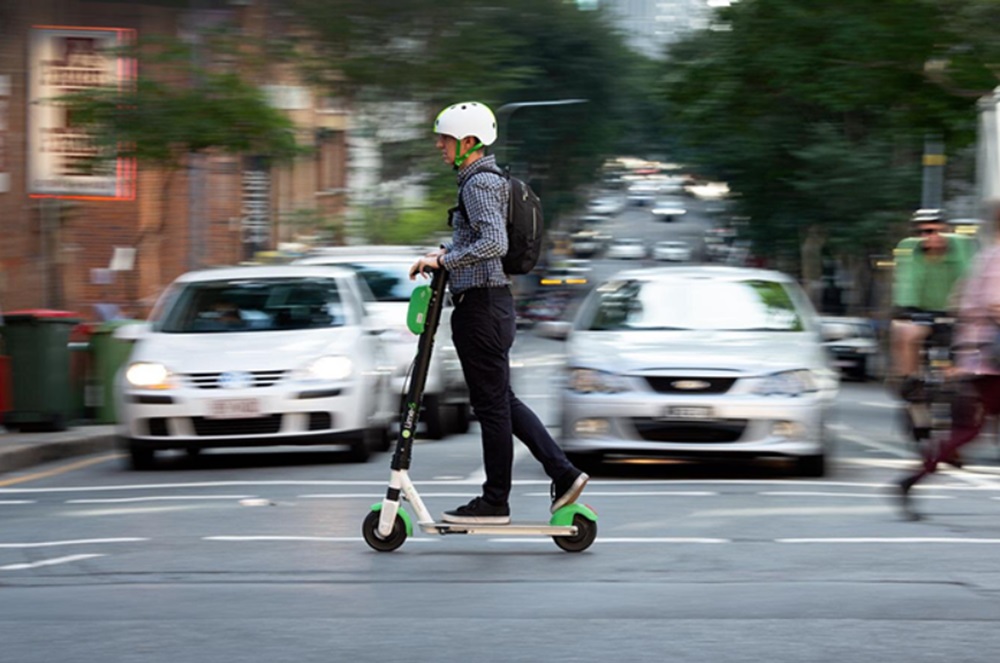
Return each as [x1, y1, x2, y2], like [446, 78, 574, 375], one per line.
[1, 0, 999, 326]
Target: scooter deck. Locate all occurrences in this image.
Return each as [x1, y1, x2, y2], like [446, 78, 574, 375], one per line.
[421, 522, 578, 536]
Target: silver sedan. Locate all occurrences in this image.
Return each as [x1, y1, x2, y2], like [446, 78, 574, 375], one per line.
[539, 266, 839, 476]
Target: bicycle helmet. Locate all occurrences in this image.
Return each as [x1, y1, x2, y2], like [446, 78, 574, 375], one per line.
[433, 102, 498, 167]
[911, 208, 945, 224]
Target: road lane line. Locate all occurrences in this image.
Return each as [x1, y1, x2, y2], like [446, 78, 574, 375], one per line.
[0, 537, 148, 548]
[524, 491, 717, 497]
[0, 554, 105, 571]
[0, 500, 36, 505]
[490, 537, 730, 544]
[203, 535, 435, 544]
[65, 495, 255, 504]
[757, 491, 953, 500]
[779, 537, 1000, 544]
[0, 453, 122, 487]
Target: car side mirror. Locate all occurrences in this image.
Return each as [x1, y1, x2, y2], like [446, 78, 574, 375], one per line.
[534, 321, 572, 341]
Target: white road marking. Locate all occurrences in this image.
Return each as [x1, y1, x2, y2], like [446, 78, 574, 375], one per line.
[834, 429, 909, 458]
[0, 554, 105, 571]
[66, 505, 210, 517]
[859, 401, 899, 409]
[691, 505, 892, 517]
[525, 491, 717, 498]
[757, 491, 953, 500]
[779, 537, 1000, 544]
[203, 535, 435, 544]
[66, 495, 255, 504]
[299, 493, 474, 499]
[0, 538, 148, 548]
[0, 500, 35, 505]
[490, 537, 730, 544]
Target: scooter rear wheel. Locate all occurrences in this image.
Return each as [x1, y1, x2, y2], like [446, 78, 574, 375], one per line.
[553, 514, 597, 553]
[362, 510, 407, 552]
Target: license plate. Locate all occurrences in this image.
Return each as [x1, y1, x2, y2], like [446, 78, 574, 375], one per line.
[661, 405, 715, 420]
[208, 398, 263, 419]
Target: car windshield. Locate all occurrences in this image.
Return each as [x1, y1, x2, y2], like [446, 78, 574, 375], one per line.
[337, 262, 418, 303]
[580, 278, 805, 332]
[156, 277, 347, 333]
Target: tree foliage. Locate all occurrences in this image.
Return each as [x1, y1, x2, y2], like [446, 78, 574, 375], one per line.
[660, 0, 998, 275]
[283, 0, 641, 227]
[63, 35, 305, 171]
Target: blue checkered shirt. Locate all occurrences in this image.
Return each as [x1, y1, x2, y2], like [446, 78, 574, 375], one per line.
[440, 155, 510, 295]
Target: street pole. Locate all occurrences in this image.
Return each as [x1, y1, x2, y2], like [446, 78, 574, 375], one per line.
[921, 133, 945, 212]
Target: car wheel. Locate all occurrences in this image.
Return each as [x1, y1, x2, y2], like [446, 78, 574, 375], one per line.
[796, 453, 825, 477]
[423, 394, 447, 440]
[450, 402, 471, 435]
[347, 430, 372, 463]
[124, 438, 157, 471]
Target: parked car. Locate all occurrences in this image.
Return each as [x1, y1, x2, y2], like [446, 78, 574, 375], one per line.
[294, 249, 470, 439]
[538, 265, 838, 476]
[115, 265, 395, 469]
[651, 197, 687, 222]
[605, 238, 648, 260]
[820, 316, 879, 381]
[652, 240, 692, 262]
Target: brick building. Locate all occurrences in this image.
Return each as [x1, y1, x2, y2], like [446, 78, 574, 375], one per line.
[0, 0, 348, 320]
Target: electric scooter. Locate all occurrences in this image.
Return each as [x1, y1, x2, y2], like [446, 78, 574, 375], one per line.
[361, 268, 597, 553]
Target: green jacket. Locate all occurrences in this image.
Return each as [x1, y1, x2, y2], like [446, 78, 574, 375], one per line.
[892, 233, 977, 311]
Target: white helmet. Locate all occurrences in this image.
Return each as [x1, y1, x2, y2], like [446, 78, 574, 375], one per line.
[433, 102, 498, 146]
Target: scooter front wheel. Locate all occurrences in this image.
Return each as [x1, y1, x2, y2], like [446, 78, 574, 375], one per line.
[362, 510, 408, 552]
[553, 514, 597, 553]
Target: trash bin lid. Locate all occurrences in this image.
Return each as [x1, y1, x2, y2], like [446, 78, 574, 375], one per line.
[3, 309, 81, 323]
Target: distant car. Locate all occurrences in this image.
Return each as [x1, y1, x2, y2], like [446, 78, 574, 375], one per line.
[627, 182, 658, 207]
[570, 231, 603, 257]
[294, 249, 470, 439]
[651, 197, 687, 222]
[540, 265, 838, 476]
[821, 316, 879, 381]
[652, 240, 692, 262]
[587, 195, 625, 216]
[115, 265, 395, 469]
[605, 238, 647, 260]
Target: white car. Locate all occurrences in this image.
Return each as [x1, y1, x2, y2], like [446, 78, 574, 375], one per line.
[587, 194, 625, 216]
[652, 240, 692, 262]
[541, 266, 838, 476]
[294, 249, 470, 439]
[651, 197, 687, 222]
[115, 265, 394, 469]
[605, 238, 648, 260]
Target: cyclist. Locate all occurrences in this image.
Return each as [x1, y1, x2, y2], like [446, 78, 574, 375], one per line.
[896, 204, 1000, 520]
[889, 209, 977, 401]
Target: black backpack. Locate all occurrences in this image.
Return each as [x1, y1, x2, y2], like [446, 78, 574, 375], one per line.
[458, 166, 544, 275]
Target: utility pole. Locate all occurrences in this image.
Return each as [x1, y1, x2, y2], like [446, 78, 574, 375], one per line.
[921, 134, 945, 211]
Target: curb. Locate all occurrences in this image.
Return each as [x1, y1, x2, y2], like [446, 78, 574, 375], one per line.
[0, 428, 118, 476]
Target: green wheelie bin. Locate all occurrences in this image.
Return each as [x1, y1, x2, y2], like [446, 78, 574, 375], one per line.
[0, 309, 80, 432]
[89, 320, 140, 424]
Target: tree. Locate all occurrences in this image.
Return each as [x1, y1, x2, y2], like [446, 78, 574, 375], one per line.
[63, 34, 306, 289]
[660, 0, 997, 309]
[282, 0, 640, 234]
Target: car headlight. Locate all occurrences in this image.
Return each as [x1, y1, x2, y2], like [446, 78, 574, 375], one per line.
[125, 362, 174, 390]
[568, 368, 631, 394]
[301, 356, 353, 381]
[752, 370, 818, 397]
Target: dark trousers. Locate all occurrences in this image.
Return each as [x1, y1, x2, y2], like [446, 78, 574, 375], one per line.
[908, 375, 1000, 484]
[451, 286, 575, 505]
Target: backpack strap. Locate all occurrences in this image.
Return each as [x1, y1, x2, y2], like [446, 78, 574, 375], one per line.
[456, 167, 507, 224]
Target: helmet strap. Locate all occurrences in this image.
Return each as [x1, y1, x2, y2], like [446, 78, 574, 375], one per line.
[453, 140, 484, 169]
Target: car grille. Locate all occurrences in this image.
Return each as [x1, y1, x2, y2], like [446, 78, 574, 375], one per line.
[185, 370, 287, 389]
[191, 414, 283, 436]
[632, 418, 747, 443]
[644, 377, 736, 395]
[308, 412, 333, 431]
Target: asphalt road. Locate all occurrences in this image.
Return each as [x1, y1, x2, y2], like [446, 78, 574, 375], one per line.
[3, 329, 1000, 663]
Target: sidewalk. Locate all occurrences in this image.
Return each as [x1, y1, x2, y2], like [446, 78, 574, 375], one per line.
[0, 424, 118, 476]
